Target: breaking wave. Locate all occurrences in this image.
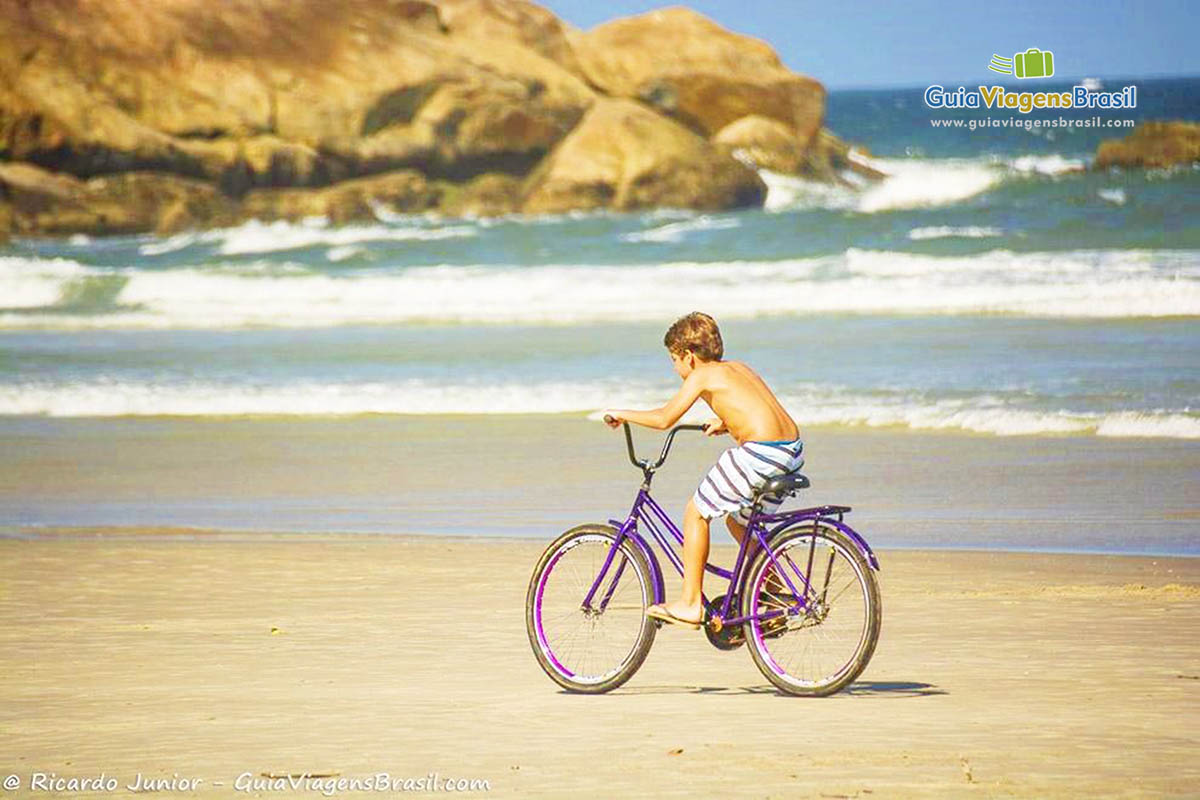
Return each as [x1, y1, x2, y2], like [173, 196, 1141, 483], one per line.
[760, 152, 1091, 213]
[2, 377, 1196, 438]
[908, 226, 1003, 240]
[1, 248, 1196, 330]
[137, 218, 478, 257]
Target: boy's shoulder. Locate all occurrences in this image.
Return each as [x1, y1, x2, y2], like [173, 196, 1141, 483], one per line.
[697, 358, 747, 373]
[694, 359, 750, 385]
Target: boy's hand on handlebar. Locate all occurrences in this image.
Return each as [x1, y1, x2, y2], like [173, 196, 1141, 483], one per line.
[703, 417, 727, 436]
[602, 411, 624, 429]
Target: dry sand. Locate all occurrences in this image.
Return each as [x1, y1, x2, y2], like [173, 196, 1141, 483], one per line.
[2, 533, 1197, 798]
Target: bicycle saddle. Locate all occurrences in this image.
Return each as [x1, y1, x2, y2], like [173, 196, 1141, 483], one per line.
[755, 472, 810, 500]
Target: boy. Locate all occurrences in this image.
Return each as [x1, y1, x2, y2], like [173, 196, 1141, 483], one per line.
[603, 312, 803, 629]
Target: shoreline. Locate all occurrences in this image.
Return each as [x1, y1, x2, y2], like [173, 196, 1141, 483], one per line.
[2, 416, 1196, 554]
[4, 524, 1199, 559]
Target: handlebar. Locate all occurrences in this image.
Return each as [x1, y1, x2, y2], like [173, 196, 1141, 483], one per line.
[605, 415, 707, 475]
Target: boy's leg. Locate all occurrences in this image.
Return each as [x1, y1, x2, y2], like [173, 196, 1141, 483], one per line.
[726, 516, 763, 560]
[656, 497, 708, 624]
[727, 514, 784, 594]
[726, 516, 746, 546]
[680, 498, 710, 611]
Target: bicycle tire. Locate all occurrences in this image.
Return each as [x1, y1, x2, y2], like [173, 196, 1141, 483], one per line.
[526, 524, 657, 693]
[742, 523, 881, 696]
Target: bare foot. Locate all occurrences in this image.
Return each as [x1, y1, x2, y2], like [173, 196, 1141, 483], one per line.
[647, 600, 704, 629]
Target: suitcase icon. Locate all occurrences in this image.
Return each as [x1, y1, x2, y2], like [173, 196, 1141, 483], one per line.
[1014, 48, 1054, 79]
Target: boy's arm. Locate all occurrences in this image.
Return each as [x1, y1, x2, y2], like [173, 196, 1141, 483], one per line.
[605, 370, 706, 430]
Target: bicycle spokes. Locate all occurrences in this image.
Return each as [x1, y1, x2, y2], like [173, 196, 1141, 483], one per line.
[745, 529, 881, 695]
[528, 529, 656, 691]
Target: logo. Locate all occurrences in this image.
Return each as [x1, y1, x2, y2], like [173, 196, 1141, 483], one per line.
[923, 46, 1136, 113]
[988, 48, 1055, 79]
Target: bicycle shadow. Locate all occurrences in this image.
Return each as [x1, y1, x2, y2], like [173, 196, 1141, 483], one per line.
[578, 681, 945, 698]
[840, 681, 946, 698]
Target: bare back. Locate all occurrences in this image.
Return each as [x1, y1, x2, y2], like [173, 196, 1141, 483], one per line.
[696, 361, 799, 444]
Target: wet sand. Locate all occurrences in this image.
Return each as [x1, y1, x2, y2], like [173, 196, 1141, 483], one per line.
[1, 534, 1197, 798]
[1, 416, 1197, 553]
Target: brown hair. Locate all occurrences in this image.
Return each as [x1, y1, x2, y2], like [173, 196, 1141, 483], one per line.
[663, 312, 724, 361]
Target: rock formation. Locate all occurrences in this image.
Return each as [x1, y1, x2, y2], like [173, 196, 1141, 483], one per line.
[570, 8, 823, 146]
[0, 0, 867, 237]
[1093, 121, 1200, 170]
[523, 98, 764, 213]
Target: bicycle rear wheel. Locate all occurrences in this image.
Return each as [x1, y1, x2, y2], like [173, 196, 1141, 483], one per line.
[742, 524, 881, 696]
[526, 524, 657, 693]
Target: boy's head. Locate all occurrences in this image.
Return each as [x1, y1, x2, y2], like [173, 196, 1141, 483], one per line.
[664, 312, 723, 377]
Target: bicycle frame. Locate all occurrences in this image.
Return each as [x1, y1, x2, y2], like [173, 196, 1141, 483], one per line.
[581, 423, 880, 629]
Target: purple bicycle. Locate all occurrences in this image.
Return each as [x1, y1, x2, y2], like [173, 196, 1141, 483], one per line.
[526, 421, 882, 696]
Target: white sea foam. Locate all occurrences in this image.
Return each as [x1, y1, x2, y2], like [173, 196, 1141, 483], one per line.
[2, 378, 1195, 439]
[781, 387, 1200, 438]
[620, 215, 741, 243]
[761, 156, 1001, 213]
[1007, 154, 1087, 176]
[0, 256, 95, 309]
[1098, 188, 1128, 205]
[0, 379, 657, 418]
[1093, 412, 1200, 439]
[761, 152, 1096, 214]
[326, 245, 367, 262]
[366, 200, 411, 224]
[214, 219, 478, 255]
[135, 218, 478, 257]
[759, 170, 853, 212]
[908, 226, 1003, 241]
[139, 232, 201, 256]
[2, 249, 1198, 329]
[799, 403, 1200, 439]
[857, 157, 1001, 212]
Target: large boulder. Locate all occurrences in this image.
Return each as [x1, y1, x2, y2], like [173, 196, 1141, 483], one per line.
[0, 0, 593, 192]
[435, 0, 585, 77]
[0, 1, 853, 235]
[570, 7, 824, 147]
[1093, 121, 1200, 170]
[435, 173, 523, 217]
[799, 129, 887, 183]
[713, 115, 886, 185]
[713, 115, 805, 174]
[0, 162, 232, 236]
[239, 169, 523, 222]
[239, 170, 440, 224]
[522, 98, 765, 214]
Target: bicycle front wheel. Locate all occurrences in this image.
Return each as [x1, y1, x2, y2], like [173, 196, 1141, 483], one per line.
[742, 524, 881, 696]
[526, 524, 657, 693]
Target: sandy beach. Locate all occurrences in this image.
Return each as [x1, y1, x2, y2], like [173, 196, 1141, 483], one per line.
[1, 1, 1196, 796]
[3, 417, 1198, 796]
[1, 532, 1197, 799]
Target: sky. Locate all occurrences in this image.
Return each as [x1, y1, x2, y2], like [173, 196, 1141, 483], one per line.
[538, 0, 1200, 90]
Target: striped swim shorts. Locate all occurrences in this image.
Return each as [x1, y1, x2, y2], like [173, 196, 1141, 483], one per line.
[693, 438, 805, 525]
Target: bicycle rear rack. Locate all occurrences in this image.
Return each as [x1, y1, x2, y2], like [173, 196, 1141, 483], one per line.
[761, 504, 852, 523]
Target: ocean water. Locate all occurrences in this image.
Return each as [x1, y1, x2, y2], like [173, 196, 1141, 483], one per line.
[4, 77, 1195, 441]
[3, 78, 1198, 441]
[2, 77, 1198, 549]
